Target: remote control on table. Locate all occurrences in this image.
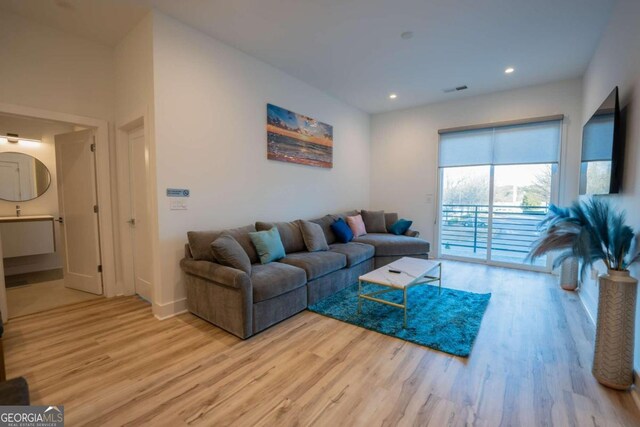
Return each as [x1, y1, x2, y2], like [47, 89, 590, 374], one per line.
[388, 269, 402, 274]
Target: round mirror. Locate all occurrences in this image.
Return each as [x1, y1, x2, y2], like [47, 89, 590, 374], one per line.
[0, 152, 51, 202]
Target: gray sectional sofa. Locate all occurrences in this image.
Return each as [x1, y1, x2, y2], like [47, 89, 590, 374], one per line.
[180, 210, 430, 338]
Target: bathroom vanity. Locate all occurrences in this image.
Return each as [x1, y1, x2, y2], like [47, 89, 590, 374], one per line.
[0, 215, 55, 258]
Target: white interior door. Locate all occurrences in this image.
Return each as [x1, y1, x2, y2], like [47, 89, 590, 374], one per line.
[128, 127, 152, 301]
[0, 160, 21, 200]
[55, 129, 103, 295]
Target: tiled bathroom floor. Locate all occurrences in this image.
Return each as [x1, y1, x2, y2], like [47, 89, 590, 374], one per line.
[7, 279, 102, 318]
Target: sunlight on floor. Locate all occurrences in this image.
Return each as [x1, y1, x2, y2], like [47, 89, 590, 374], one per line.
[7, 279, 102, 318]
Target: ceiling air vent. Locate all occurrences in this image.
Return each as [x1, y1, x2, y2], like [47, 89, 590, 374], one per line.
[443, 85, 468, 93]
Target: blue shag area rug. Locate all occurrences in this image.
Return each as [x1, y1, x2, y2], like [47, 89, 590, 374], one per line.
[308, 283, 491, 357]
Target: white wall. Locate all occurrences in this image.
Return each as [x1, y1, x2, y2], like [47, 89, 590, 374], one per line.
[115, 14, 154, 126]
[370, 78, 583, 246]
[151, 12, 371, 312]
[0, 10, 125, 299]
[0, 10, 114, 121]
[580, 0, 640, 372]
[113, 13, 156, 297]
[0, 115, 73, 275]
[0, 10, 117, 275]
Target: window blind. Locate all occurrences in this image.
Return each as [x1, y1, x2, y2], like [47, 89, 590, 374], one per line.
[438, 119, 562, 168]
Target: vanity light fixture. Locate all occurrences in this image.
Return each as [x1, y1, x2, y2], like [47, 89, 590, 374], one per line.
[389, 93, 398, 99]
[505, 67, 515, 74]
[0, 134, 41, 146]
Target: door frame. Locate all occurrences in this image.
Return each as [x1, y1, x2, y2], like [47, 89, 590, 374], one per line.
[0, 102, 117, 299]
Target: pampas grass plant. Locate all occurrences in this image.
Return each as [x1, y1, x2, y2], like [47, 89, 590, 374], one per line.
[528, 198, 640, 276]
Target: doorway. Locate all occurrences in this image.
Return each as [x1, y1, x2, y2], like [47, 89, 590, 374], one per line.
[0, 108, 112, 320]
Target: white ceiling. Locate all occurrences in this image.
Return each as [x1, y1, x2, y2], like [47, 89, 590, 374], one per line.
[0, 0, 615, 113]
[0, 0, 148, 47]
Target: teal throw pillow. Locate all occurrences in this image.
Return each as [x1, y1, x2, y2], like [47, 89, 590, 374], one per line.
[388, 219, 413, 235]
[249, 227, 286, 264]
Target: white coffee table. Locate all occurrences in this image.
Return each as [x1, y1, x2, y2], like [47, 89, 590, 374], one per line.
[357, 257, 442, 328]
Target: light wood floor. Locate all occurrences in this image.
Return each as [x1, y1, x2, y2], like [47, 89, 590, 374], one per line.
[4, 261, 640, 426]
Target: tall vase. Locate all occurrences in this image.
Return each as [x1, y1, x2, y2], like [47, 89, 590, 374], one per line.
[559, 258, 579, 291]
[592, 269, 638, 390]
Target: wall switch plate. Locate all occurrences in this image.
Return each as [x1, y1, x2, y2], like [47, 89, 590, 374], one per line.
[170, 199, 188, 210]
[426, 194, 434, 204]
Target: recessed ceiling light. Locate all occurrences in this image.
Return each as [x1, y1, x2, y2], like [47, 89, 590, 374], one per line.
[401, 31, 413, 40]
[505, 67, 515, 74]
[389, 93, 398, 99]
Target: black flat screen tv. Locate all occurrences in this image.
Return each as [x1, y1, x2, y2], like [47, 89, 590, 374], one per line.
[579, 86, 624, 195]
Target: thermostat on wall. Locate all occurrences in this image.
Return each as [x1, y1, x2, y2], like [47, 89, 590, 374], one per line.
[167, 188, 190, 197]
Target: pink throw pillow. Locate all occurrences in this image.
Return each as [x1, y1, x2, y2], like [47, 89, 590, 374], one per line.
[346, 214, 367, 237]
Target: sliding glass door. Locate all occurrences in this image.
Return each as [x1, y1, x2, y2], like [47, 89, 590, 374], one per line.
[438, 119, 561, 271]
[490, 163, 554, 267]
[441, 166, 490, 260]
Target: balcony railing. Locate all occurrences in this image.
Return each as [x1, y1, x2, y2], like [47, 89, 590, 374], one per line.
[441, 204, 548, 263]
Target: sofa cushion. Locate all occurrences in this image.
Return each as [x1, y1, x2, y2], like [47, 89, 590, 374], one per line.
[346, 214, 367, 237]
[256, 221, 306, 253]
[353, 233, 430, 257]
[385, 212, 399, 230]
[309, 215, 338, 245]
[328, 242, 374, 267]
[251, 262, 307, 302]
[249, 227, 286, 264]
[299, 220, 329, 252]
[278, 251, 347, 281]
[333, 210, 360, 222]
[188, 225, 259, 264]
[361, 210, 387, 233]
[210, 234, 252, 275]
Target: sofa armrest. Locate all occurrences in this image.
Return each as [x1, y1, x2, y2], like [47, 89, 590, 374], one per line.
[181, 259, 253, 338]
[180, 259, 251, 290]
[404, 229, 420, 238]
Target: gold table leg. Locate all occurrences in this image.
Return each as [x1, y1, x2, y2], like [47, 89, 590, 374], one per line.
[403, 287, 407, 328]
[359, 262, 442, 329]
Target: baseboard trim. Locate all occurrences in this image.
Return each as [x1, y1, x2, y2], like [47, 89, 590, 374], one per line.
[577, 287, 596, 325]
[153, 298, 188, 320]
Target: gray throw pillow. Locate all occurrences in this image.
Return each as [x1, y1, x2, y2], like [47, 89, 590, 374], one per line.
[361, 210, 387, 233]
[210, 234, 252, 275]
[299, 220, 330, 252]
